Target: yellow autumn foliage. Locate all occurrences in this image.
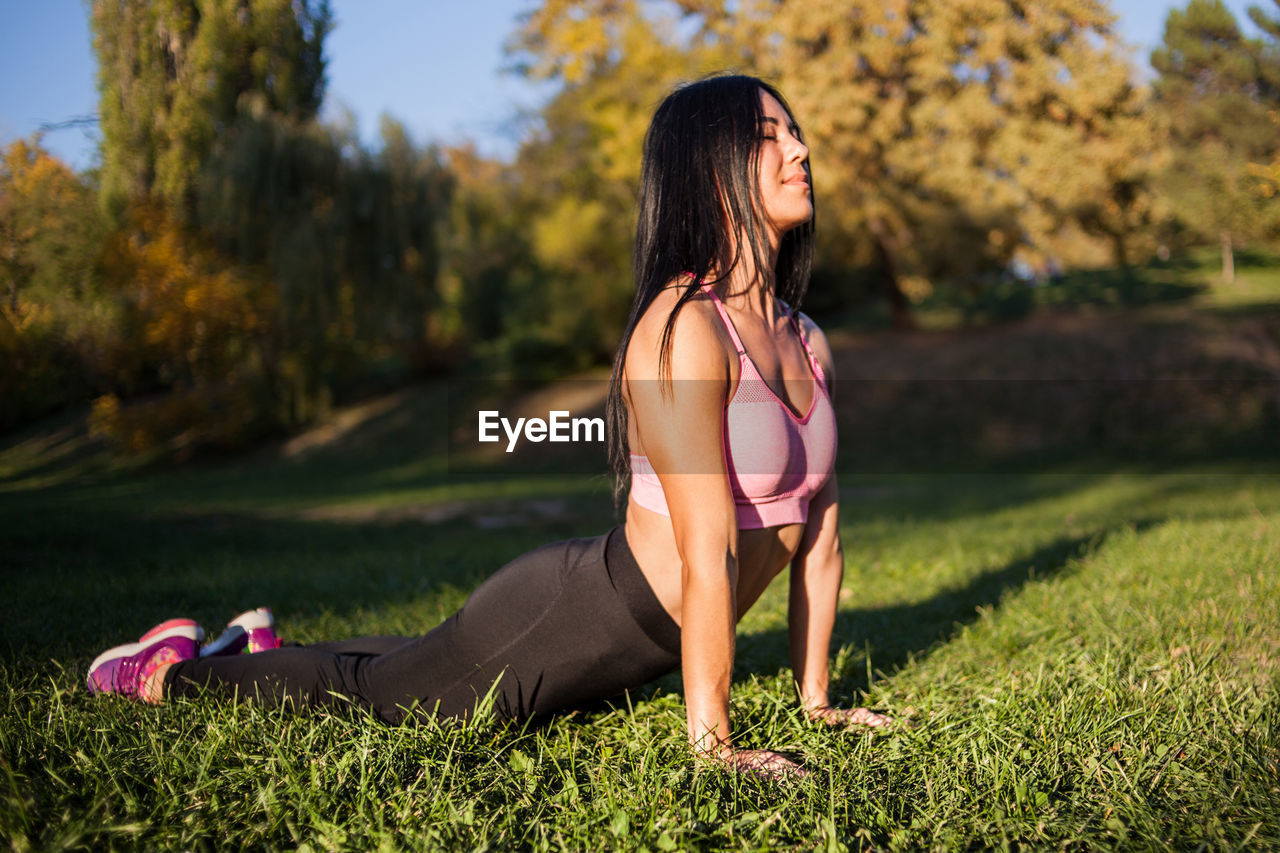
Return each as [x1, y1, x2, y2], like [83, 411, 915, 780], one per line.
[90, 202, 276, 452]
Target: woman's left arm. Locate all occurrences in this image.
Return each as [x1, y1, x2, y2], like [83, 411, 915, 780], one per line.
[788, 313, 842, 714]
[788, 472, 843, 715]
[789, 315, 892, 727]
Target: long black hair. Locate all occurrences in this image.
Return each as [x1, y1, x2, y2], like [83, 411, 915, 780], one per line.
[605, 74, 815, 505]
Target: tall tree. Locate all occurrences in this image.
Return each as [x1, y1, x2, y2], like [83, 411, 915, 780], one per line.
[512, 0, 1160, 328]
[507, 0, 734, 364]
[752, 0, 1153, 325]
[1246, 1, 1280, 209]
[92, 0, 330, 217]
[195, 111, 452, 425]
[1152, 0, 1280, 281]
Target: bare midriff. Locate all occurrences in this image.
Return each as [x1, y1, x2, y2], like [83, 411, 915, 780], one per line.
[623, 500, 805, 628]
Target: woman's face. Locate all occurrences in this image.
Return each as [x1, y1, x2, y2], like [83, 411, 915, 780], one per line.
[755, 91, 811, 241]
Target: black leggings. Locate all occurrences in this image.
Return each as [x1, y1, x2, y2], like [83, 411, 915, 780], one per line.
[164, 526, 682, 723]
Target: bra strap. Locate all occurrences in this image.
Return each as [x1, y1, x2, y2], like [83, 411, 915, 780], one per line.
[783, 303, 828, 387]
[700, 285, 746, 355]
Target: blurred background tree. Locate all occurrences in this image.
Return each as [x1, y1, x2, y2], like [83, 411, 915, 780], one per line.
[508, 0, 1172, 328]
[79, 0, 453, 450]
[93, 0, 330, 219]
[1151, 0, 1280, 281]
[3, 0, 1280, 452]
[0, 138, 109, 429]
[717, 0, 1163, 326]
[502, 0, 738, 369]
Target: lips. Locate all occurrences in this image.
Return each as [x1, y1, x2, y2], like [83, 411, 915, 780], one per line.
[783, 174, 810, 187]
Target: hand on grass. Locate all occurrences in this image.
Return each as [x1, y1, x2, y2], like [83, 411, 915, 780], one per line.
[723, 749, 809, 781]
[806, 705, 893, 729]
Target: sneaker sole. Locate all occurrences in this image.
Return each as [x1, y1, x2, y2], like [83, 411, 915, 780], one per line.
[88, 624, 202, 674]
[227, 607, 275, 632]
[140, 618, 204, 644]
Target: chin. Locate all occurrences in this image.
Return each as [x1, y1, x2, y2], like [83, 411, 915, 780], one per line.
[783, 211, 814, 232]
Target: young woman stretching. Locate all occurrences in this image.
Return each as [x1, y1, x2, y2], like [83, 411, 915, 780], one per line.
[86, 74, 890, 778]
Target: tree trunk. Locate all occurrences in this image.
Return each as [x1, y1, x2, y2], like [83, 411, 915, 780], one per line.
[868, 219, 915, 331]
[1111, 231, 1129, 270]
[1221, 230, 1235, 284]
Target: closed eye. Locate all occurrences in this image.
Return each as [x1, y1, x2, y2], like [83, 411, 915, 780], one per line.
[761, 116, 803, 144]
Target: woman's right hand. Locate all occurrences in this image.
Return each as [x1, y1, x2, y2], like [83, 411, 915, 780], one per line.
[721, 748, 809, 781]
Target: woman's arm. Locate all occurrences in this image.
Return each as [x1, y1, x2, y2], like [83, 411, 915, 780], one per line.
[789, 311, 841, 711]
[625, 295, 740, 758]
[789, 496, 891, 729]
[789, 472, 843, 714]
[788, 316, 892, 728]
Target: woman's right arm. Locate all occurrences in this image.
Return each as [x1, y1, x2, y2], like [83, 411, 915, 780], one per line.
[626, 298, 739, 758]
[626, 296, 804, 777]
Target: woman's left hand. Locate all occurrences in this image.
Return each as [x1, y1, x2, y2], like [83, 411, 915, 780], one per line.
[805, 704, 894, 729]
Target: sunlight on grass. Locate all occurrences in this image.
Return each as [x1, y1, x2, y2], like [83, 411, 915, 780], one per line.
[3, 259, 1279, 848]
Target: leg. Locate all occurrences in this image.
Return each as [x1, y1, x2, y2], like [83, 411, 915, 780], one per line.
[164, 528, 680, 723]
[148, 643, 409, 702]
[306, 637, 412, 655]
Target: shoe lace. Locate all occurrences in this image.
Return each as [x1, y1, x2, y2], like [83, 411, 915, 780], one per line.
[111, 655, 143, 695]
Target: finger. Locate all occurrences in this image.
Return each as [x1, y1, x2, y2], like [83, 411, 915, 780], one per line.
[844, 707, 893, 728]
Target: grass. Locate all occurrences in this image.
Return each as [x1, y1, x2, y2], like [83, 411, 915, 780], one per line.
[2, 255, 1280, 850]
[903, 246, 1280, 329]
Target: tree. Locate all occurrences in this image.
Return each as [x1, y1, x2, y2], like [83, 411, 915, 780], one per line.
[195, 110, 452, 424]
[506, 0, 735, 364]
[752, 0, 1157, 325]
[1246, 1, 1280, 206]
[510, 0, 1162, 329]
[92, 0, 331, 218]
[1152, 0, 1280, 281]
[0, 139, 111, 428]
[0, 138, 103, 313]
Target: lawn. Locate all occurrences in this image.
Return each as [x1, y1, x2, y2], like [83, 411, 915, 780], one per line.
[2, 255, 1278, 850]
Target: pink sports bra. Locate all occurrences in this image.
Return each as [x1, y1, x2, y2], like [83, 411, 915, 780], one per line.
[629, 285, 837, 529]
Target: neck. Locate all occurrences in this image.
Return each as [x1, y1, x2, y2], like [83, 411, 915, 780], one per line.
[715, 227, 780, 320]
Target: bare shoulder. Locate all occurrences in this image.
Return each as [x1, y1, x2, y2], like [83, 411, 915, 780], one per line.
[794, 309, 835, 382]
[627, 282, 734, 382]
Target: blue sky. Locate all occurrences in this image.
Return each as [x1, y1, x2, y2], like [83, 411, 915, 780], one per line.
[0, 0, 1264, 171]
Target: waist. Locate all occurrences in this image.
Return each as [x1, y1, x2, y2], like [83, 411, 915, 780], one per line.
[605, 525, 681, 655]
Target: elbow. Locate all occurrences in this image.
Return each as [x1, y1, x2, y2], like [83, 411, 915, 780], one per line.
[681, 545, 738, 596]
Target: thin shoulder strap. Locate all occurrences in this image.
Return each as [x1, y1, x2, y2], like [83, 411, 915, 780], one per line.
[780, 299, 827, 385]
[700, 284, 746, 355]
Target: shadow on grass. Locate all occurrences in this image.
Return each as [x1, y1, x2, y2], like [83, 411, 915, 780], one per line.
[734, 523, 1156, 694]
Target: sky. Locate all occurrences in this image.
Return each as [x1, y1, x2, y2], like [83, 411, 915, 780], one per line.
[0, 0, 1265, 172]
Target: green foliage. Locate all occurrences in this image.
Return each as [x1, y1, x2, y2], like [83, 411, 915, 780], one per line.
[438, 145, 539, 348]
[504, 1, 737, 368]
[72, 0, 455, 450]
[92, 0, 331, 218]
[197, 109, 453, 426]
[0, 139, 111, 429]
[1152, 0, 1280, 265]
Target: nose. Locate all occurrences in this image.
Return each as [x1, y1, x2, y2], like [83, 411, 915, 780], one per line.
[786, 134, 808, 164]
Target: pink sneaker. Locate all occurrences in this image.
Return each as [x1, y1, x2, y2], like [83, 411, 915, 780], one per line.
[199, 607, 281, 657]
[86, 620, 202, 698]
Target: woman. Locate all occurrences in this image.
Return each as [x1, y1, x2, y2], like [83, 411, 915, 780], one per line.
[86, 74, 889, 778]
